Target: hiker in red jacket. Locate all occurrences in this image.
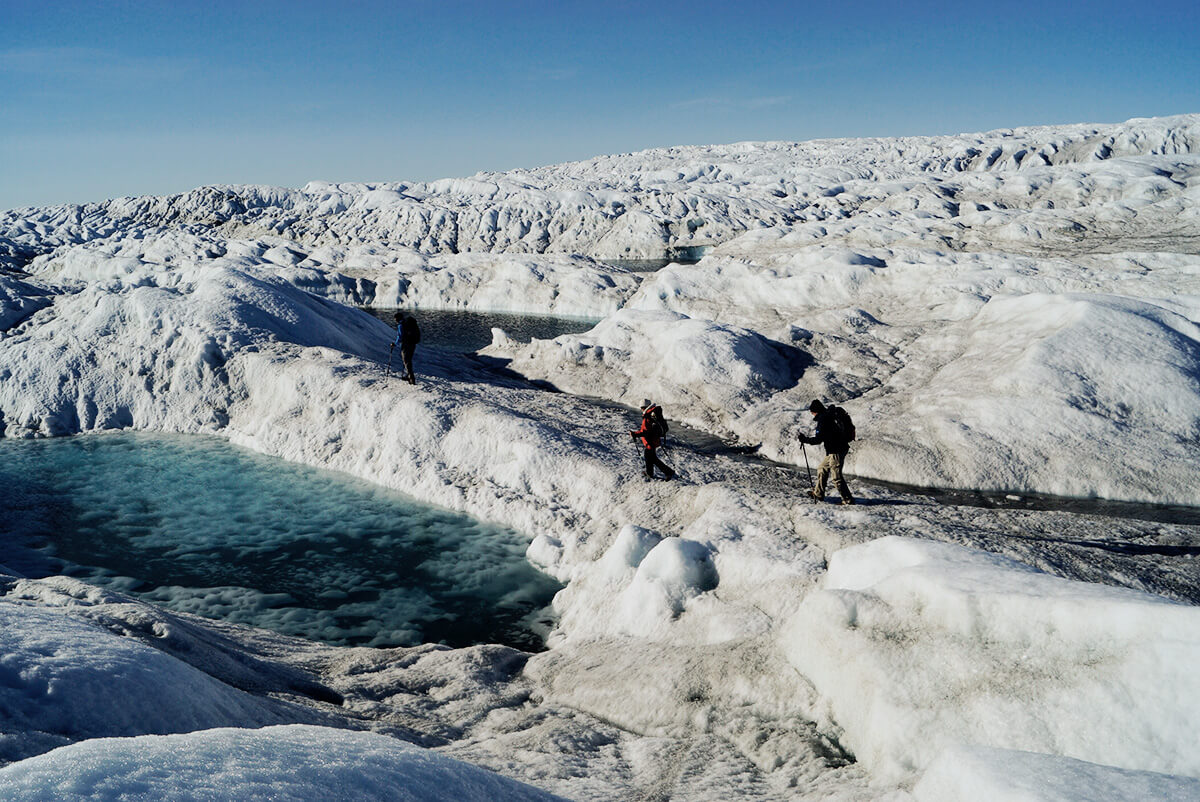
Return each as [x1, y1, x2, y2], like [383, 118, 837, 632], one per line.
[630, 399, 675, 481]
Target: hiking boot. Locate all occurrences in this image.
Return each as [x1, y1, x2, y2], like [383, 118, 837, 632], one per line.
[807, 490, 823, 502]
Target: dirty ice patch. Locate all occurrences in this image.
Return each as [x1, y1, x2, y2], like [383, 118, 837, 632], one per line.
[781, 536, 1200, 784]
[0, 725, 565, 801]
[913, 745, 1200, 802]
[483, 308, 805, 435]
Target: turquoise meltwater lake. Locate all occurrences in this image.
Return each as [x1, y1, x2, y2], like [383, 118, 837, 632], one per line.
[0, 433, 561, 651]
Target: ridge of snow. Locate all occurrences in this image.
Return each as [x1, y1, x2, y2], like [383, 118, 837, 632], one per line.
[4, 114, 1197, 264]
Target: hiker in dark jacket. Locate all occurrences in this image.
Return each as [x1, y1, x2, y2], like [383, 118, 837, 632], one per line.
[391, 312, 421, 384]
[630, 399, 675, 481]
[797, 399, 854, 505]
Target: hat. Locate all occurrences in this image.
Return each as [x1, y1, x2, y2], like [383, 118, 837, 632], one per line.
[641, 399, 653, 410]
[809, 399, 825, 413]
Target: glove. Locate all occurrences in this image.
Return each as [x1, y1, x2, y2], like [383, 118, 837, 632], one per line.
[389, 343, 395, 351]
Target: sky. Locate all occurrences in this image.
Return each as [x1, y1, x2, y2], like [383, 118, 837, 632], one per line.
[2, 0, 1198, 210]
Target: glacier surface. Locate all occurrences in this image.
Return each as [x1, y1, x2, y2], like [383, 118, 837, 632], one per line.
[1, 114, 1199, 800]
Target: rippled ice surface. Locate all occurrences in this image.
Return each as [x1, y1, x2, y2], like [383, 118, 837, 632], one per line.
[0, 434, 561, 650]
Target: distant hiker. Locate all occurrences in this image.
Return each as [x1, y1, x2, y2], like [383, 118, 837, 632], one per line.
[797, 399, 855, 505]
[391, 312, 421, 385]
[630, 399, 675, 481]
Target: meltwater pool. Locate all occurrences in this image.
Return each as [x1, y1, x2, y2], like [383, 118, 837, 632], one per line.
[0, 433, 561, 651]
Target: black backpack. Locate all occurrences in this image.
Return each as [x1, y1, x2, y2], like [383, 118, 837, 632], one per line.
[401, 317, 421, 345]
[829, 406, 855, 443]
[643, 406, 668, 440]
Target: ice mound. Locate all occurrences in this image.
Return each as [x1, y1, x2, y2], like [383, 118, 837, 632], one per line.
[913, 745, 1200, 802]
[619, 537, 719, 622]
[782, 536, 1200, 783]
[0, 592, 305, 764]
[0, 725, 564, 801]
[856, 292, 1200, 503]
[482, 308, 805, 435]
[0, 249, 389, 437]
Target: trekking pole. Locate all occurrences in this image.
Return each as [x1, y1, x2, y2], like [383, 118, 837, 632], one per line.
[801, 441, 813, 488]
[385, 346, 394, 378]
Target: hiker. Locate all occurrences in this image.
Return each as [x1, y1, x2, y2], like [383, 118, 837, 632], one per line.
[797, 399, 855, 505]
[391, 312, 421, 384]
[630, 399, 675, 481]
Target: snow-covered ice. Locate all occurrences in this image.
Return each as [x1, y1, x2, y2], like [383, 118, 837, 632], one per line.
[782, 536, 1200, 783]
[912, 745, 1200, 802]
[1, 114, 1199, 799]
[0, 725, 564, 801]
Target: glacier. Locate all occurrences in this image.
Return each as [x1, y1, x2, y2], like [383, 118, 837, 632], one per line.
[1, 114, 1198, 800]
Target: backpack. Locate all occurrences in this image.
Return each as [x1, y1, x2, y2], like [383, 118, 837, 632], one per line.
[643, 406, 668, 441]
[829, 406, 855, 443]
[401, 317, 421, 345]
[653, 406, 669, 437]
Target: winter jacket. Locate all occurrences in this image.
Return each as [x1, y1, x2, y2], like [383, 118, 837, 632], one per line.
[802, 409, 849, 455]
[631, 406, 665, 449]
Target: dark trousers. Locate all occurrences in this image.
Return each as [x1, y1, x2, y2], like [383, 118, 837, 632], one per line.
[643, 446, 674, 479]
[400, 345, 416, 383]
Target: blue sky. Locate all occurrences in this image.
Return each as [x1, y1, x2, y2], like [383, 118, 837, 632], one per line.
[3, 0, 1198, 210]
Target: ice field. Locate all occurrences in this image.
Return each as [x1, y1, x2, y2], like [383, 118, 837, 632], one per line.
[1, 114, 1199, 799]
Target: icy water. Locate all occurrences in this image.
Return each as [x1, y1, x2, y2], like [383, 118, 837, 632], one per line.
[603, 255, 702, 273]
[0, 433, 562, 650]
[365, 308, 599, 352]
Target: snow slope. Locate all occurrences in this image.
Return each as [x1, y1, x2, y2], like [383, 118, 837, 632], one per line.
[1, 114, 1199, 799]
